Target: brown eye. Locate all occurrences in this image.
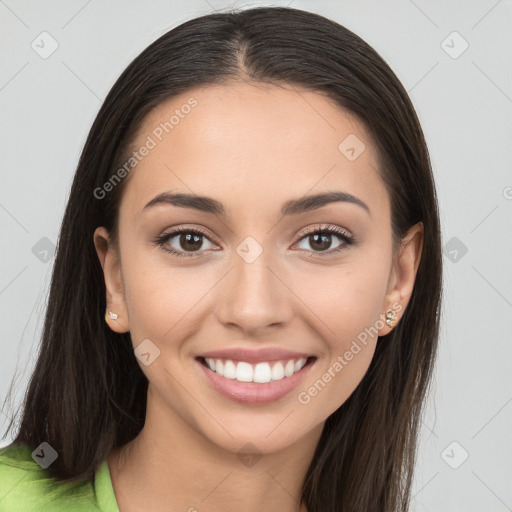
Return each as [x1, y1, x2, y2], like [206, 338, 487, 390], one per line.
[156, 228, 217, 257]
[295, 227, 353, 254]
[176, 232, 204, 252]
[309, 233, 334, 251]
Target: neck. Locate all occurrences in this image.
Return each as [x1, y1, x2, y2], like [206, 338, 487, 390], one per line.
[108, 387, 322, 512]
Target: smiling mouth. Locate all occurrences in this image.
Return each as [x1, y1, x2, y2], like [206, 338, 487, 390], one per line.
[197, 356, 317, 384]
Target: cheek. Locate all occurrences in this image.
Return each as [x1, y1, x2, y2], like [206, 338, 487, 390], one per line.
[290, 258, 389, 344]
[120, 241, 218, 349]
[291, 258, 390, 409]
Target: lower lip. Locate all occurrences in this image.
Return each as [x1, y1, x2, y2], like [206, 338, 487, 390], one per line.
[196, 357, 316, 405]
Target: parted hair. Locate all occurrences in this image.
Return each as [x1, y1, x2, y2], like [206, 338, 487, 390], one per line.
[4, 7, 442, 511]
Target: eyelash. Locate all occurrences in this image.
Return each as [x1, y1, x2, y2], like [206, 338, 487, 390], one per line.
[154, 225, 357, 259]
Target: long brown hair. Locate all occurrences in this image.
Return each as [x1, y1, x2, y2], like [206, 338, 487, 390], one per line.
[3, 7, 442, 511]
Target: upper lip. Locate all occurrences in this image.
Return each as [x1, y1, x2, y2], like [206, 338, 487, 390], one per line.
[197, 348, 314, 364]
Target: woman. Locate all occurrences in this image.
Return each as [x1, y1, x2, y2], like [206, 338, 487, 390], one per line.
[0, 6, 442, 511]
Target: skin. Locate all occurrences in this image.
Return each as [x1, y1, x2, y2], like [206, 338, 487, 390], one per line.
[94, 81, 423, 512]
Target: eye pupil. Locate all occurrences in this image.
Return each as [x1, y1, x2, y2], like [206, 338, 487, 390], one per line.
[180, 233, 202, 251]
[310, 233, 332, 251]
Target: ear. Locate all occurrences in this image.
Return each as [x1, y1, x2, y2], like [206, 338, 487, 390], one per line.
[93, 227, 130, 333]
[378, 221, 424, 335]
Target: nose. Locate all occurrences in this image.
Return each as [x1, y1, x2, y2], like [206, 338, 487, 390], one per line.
[215, 248, 294, 336]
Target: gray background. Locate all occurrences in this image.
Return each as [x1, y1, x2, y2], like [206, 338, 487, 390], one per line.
[1, 1, 511, 510]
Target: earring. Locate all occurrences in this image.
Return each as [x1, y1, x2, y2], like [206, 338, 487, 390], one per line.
[105, 311, 118, 322]
[385, 309, 397, 327]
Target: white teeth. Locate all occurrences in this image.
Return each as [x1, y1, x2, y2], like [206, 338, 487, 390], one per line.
[284, 360, 295, 377]
[223, 360, 236, 379]
[295, 358, 307, 372]
[253, 362, 272, 383]
[203, 357, 310, 383]
[236, 362, 253, 382]
[271, 362, 284, 381]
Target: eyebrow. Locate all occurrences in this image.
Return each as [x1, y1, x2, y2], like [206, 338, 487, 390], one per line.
[143, 191, 370, 217]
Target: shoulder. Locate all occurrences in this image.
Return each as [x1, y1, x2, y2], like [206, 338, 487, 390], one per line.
[0, 443, 98, 512]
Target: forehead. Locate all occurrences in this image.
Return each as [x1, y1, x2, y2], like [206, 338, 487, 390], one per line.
[119, 81, 388, 220]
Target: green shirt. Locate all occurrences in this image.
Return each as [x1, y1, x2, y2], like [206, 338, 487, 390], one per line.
[0, 443, 119, 511]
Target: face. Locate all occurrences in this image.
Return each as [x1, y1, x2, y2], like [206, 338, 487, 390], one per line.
[95, 81, 422, 455]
